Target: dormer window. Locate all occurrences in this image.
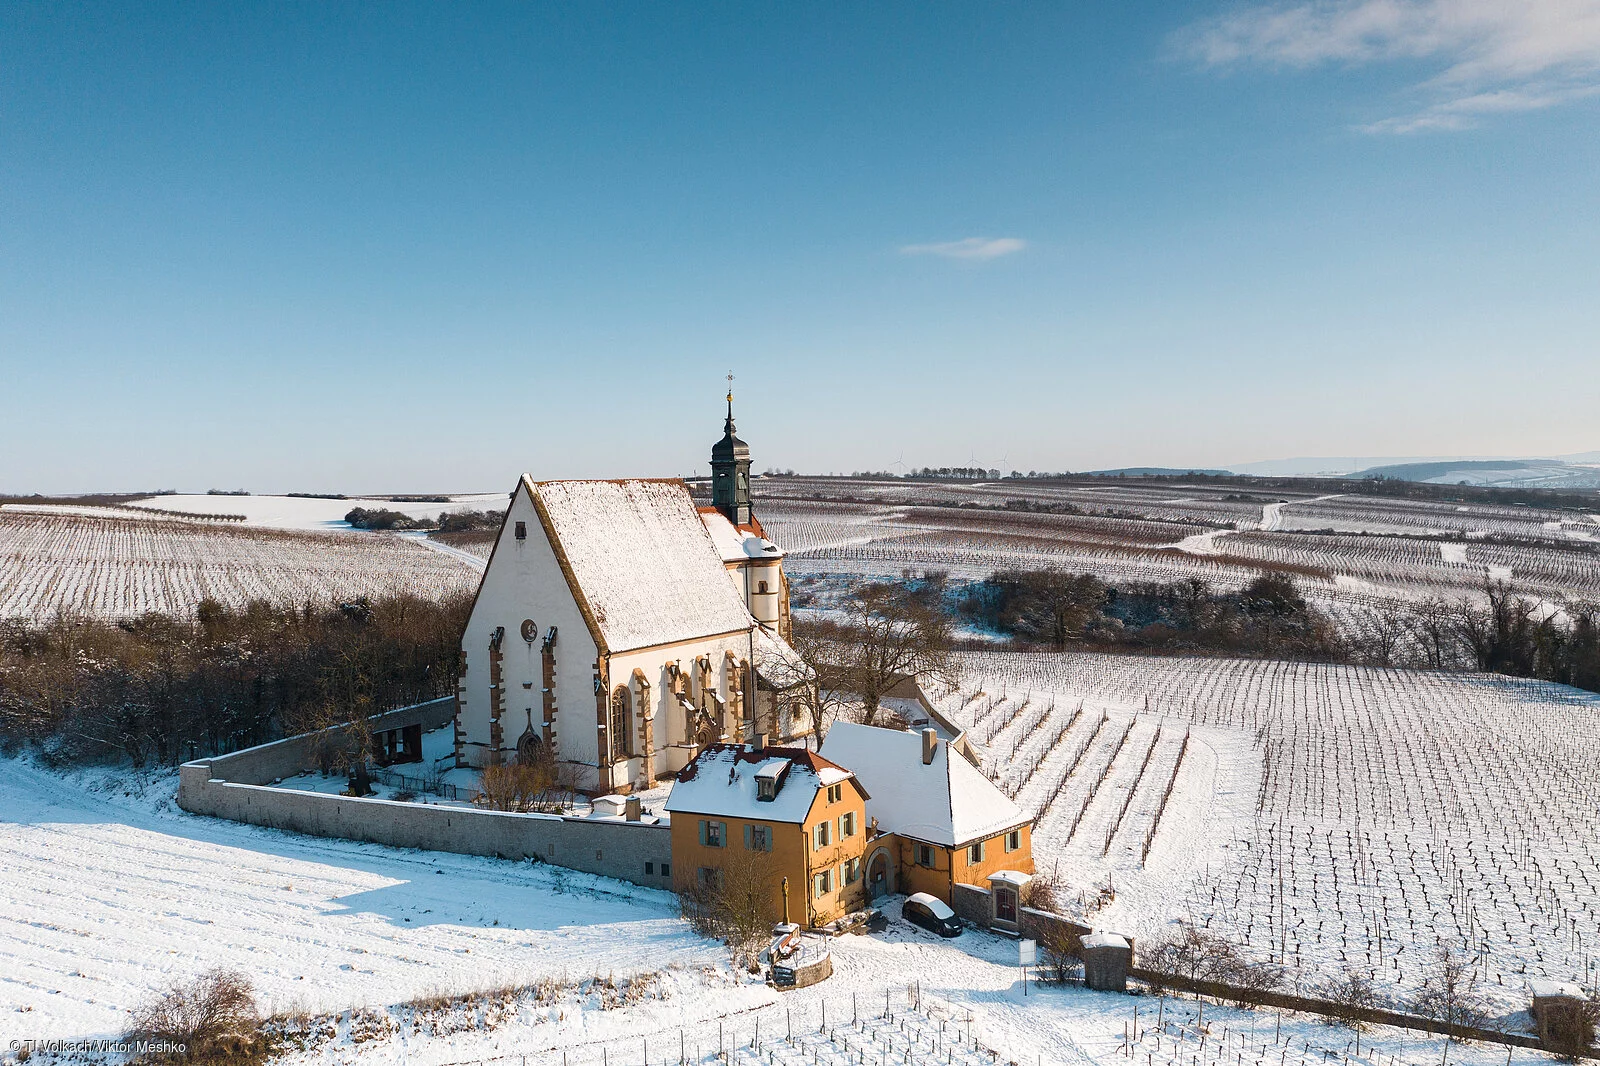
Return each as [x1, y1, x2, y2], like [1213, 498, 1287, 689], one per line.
[754, 757, 788, 801]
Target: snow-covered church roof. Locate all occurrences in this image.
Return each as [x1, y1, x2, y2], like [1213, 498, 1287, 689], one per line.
[820, 721, 1028, 847]
[529, 478, 757, 654]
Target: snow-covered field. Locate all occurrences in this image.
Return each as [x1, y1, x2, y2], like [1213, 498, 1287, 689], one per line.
[0, 506, 486, 619]
[754, 479, 1600, 610]
[0, 754, 1560, 1066]
[126, 493, 506, 532]
[930, 652, 1600, 1012]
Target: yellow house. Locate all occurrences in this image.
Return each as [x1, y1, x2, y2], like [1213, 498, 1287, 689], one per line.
[819, 722, 1034, 909]
[665, 743, 871, 928]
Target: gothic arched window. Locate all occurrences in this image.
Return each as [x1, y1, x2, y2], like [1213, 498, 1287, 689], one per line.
[610, 686, 632, 760]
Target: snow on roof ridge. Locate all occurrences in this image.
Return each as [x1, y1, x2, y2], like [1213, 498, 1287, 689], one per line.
[820, 721, 1025, 847]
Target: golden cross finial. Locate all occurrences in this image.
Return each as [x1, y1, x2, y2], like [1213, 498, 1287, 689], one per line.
[726, 371, 734, 404]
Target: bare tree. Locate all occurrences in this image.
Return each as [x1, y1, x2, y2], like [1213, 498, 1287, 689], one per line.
[792, 582, 954, 727]
[992, 569, 1106, 649]
[1407, 596, 1459, 670]
[678, 846, 777, 968]
[1355, 602, 1411, 667]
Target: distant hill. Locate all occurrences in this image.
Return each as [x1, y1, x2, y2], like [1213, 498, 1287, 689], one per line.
[1349, 459, 1600, 489]
[1083, 467, 1232, 477]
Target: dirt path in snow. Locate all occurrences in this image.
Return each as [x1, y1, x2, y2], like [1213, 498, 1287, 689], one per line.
[1169, 494, 1343, 556]
[404, 530, 489, 570]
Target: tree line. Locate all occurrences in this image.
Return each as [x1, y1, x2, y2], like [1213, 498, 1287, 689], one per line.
[961, 569, 1600, 693]
[0, 594, 471, 766]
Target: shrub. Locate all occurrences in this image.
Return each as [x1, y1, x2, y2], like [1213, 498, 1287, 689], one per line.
[1035, 920, 1083, 984]
[1320, 967, 1380, 1028]
[436, 509, 502, 533]
[344, 507, 424, 531]
[1411, 947, 1490, 1037]
[125, 968, 260, 1063]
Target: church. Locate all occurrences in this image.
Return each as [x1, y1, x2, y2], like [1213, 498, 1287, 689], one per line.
[452, 396, 811, 794]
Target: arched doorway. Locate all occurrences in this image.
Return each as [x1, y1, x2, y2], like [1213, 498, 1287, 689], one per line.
[866, 846, 894, 899]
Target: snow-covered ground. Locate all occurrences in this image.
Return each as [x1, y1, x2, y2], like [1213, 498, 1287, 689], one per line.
[929, 652, 1600, 1015]
[0, 510, 482, 618]
[0, 755, 1557, 1066]
[127, 493, 507, 532]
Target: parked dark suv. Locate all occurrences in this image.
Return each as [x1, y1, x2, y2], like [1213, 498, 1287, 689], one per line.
[902, 892, 962, 938]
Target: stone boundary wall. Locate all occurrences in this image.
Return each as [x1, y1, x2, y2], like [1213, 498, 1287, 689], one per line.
[1129, 970, 1549, 1052]
[177, 700, 674, 891]
[187, 698, 458, 786]
[951, 884, 1137, 955]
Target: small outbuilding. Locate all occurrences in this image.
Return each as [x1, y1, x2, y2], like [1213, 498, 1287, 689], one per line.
[1082, 930, 1133, 992]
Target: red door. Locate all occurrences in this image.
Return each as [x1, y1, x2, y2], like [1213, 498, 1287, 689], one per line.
[995, 886, 1017, 923]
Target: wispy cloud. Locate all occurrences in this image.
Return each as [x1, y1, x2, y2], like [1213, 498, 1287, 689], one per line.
[1178, 0, 1600, 132]
[899, 237, 1027, 260]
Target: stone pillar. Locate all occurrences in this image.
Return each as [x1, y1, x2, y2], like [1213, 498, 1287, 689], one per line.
[593, 657, 611, 792]
[635, 671, 653, 791]
[488, 628, 506, 760]
[453, 649, 467, 766]
[540, 628, 559, 754]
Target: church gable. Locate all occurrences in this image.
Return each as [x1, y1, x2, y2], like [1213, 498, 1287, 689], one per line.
[532, 478, 755, 654]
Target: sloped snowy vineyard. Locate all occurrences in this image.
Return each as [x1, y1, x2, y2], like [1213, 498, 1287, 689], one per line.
[0, 510, 483, 618]
[926, 652, 1600, 1009]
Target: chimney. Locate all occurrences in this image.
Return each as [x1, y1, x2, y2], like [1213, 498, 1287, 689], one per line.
[624, 796, 642, 822]
[921, 728, 938, 765]
[755, 732, 768, 753]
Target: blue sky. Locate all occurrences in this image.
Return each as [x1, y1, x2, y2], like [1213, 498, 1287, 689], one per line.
[3, 2, 1597, 493]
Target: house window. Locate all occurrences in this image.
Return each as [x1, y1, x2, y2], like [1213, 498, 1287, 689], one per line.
[699, 820, 725, 848]
[827, 784, 843, 803]
[843, 856, 862, 885]
[661, 863, 670, 877]
[812, 821, 830, 850]
[610, 687, 632, 759]
[698, 867, 722, 891]
[1005, 829, 1021, 853]
[914, 843, 935, 868]
[839, 812, 856, 839]
[967, 841, 985, 864]
[745, 824, 772, 852]
[645, 861, 654, 875]
[813, 868, 833, 898]
[757, 778, 776, 801]
[514, 521, 527, 540]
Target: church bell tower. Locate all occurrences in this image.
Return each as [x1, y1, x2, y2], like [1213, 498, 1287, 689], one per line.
[710, 382, 752, 526]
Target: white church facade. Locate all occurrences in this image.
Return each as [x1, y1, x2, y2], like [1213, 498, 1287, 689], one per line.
[453, 400, 811, 793]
